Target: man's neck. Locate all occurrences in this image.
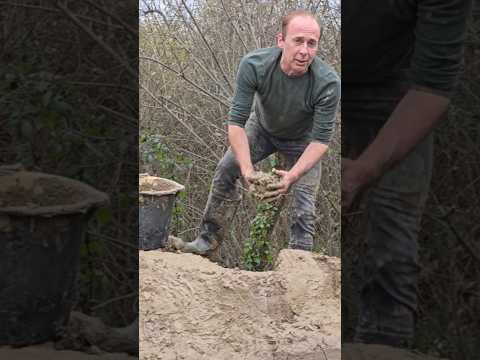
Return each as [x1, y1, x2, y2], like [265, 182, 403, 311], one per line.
[279, 56, 306, 77]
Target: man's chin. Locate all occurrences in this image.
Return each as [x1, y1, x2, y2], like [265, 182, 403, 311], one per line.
[293, 64, 308, 74]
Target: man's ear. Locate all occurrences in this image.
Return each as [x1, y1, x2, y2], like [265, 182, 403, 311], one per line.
[276, 33, 285, 48]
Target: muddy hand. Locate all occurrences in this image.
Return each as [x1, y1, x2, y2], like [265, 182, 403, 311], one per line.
[263, 168, 295, 202]
[341, 157, 377, 209]
[242, 169, 263, 190]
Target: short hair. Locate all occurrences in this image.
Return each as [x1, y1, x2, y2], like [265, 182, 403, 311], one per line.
[281, 10, 321, 38]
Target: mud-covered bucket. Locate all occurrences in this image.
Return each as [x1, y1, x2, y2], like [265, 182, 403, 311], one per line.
[0, 170, 108, 346]
[139, 175, 184, 250]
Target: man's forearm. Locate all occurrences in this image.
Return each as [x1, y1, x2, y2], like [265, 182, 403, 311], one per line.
[228, 125, 253, 175]
[288, 142, 328, 182]
[357, 89, 449, 179]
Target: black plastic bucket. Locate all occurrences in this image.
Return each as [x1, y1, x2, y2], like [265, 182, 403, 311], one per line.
[0, 171, 108, 346]
[139, 175, 184, 250]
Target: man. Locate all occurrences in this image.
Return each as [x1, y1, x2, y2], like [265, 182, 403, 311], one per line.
[181, 10, 340, 255]
[342, 0, 472, 347]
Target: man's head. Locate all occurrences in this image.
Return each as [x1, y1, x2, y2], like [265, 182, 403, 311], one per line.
[276, 10, 321, 77]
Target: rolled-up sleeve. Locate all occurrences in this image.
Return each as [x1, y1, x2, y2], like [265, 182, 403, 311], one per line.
[410, 0, 472, 97]
[228, 56, 258, 127]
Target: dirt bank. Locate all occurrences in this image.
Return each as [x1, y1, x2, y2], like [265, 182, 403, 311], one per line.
[140, 249, 341, 360]
[0, 343, 135, 360]
[342, 343, 447, 359]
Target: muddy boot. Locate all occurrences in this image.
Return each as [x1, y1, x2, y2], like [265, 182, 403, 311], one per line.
[182, 193, 240, 256]
[181, 236, 218, 255]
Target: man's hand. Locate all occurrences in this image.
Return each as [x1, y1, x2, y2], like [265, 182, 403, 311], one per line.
[341, 157, 377, 209]
[241, 168, 263, 190]
[262, 168, 298, 202]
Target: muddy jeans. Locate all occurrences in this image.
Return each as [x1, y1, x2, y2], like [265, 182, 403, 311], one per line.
[342, 80, 433, 345]
[198, 113, 321, 251]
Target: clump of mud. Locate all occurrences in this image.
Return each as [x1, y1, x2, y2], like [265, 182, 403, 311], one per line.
[249, 171, 281, 201]
[0, 176, 85, 208]
[139, 181, 172, 193]
[139, 176, 183, 194]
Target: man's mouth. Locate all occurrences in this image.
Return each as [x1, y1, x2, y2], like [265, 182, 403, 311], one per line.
[295, 59, 308, 65]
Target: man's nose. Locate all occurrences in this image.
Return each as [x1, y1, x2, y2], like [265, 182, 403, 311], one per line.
[299, 43, 308, 54]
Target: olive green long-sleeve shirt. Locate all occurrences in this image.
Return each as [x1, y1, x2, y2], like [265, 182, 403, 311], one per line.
[228, 47, 340, 145]
[343, 0, 472, 97]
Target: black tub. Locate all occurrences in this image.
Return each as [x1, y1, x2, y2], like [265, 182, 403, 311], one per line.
[0, 170, 108, 346]
[139, 175, 184, 250]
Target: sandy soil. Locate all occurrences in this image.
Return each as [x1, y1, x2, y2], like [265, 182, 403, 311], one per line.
[0, 173, 85, 207]
[0, 342, 135, 360]
[140, 249, 341, 360]
[342, 343, 447, 359]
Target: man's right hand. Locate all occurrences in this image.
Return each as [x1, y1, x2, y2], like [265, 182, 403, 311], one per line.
[241, 168, 262, 190]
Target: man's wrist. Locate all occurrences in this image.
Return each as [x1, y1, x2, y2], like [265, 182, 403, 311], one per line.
[285, 170, 300, 184]
[355, 157, 381, 185]
[240, 164, 254, 177]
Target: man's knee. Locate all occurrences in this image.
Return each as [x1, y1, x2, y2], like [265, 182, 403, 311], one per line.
[211, 150, 241, 197]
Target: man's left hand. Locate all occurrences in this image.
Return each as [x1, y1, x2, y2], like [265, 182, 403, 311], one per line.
[262, 168, 297, 202]
[342, 157, 378, 209]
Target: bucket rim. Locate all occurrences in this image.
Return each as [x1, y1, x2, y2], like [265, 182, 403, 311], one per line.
[139, 175, 185, 196]
[0, 171, 109, 216]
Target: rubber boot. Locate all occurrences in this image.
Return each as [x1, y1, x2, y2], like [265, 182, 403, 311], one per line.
[181, 193, 240, 256]
[181, 237, 218, 255]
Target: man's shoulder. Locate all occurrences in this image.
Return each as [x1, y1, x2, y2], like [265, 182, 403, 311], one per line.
[241, 47, 281, 66]
[309, 57, 340, 84]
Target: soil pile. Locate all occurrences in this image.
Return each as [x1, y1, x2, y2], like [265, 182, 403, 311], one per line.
[139, 176, 184, 195]
[342, 343, 447, 360]
[0, 343, 135, 360]
[0, 174, 85, 207]
[140, 249, 341, 360]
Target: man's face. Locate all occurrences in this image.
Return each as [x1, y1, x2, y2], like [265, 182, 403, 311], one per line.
[277, 16, 320, 77]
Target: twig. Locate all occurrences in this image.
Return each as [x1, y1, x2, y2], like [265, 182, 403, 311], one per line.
[82, 0, 138, 37]
[240, 0, 261, 49]
[140, 83, 221, 161]
[98, 105, 138, 130]
[88, 231, 138, 250]
[143, 92, 226, 135]
[91, 292, 137, 311]
[321, 189, 340, 217]
[0, 1, 125, 29]
[140, 55, 230, 108]
[180, 0, 234, 92]
[152, 7, 233, 99]
[429, 193, 480, 265]
[219, 0, 249, 52]
[56, 1, 136, 79]
[65, 80, 137, 92]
